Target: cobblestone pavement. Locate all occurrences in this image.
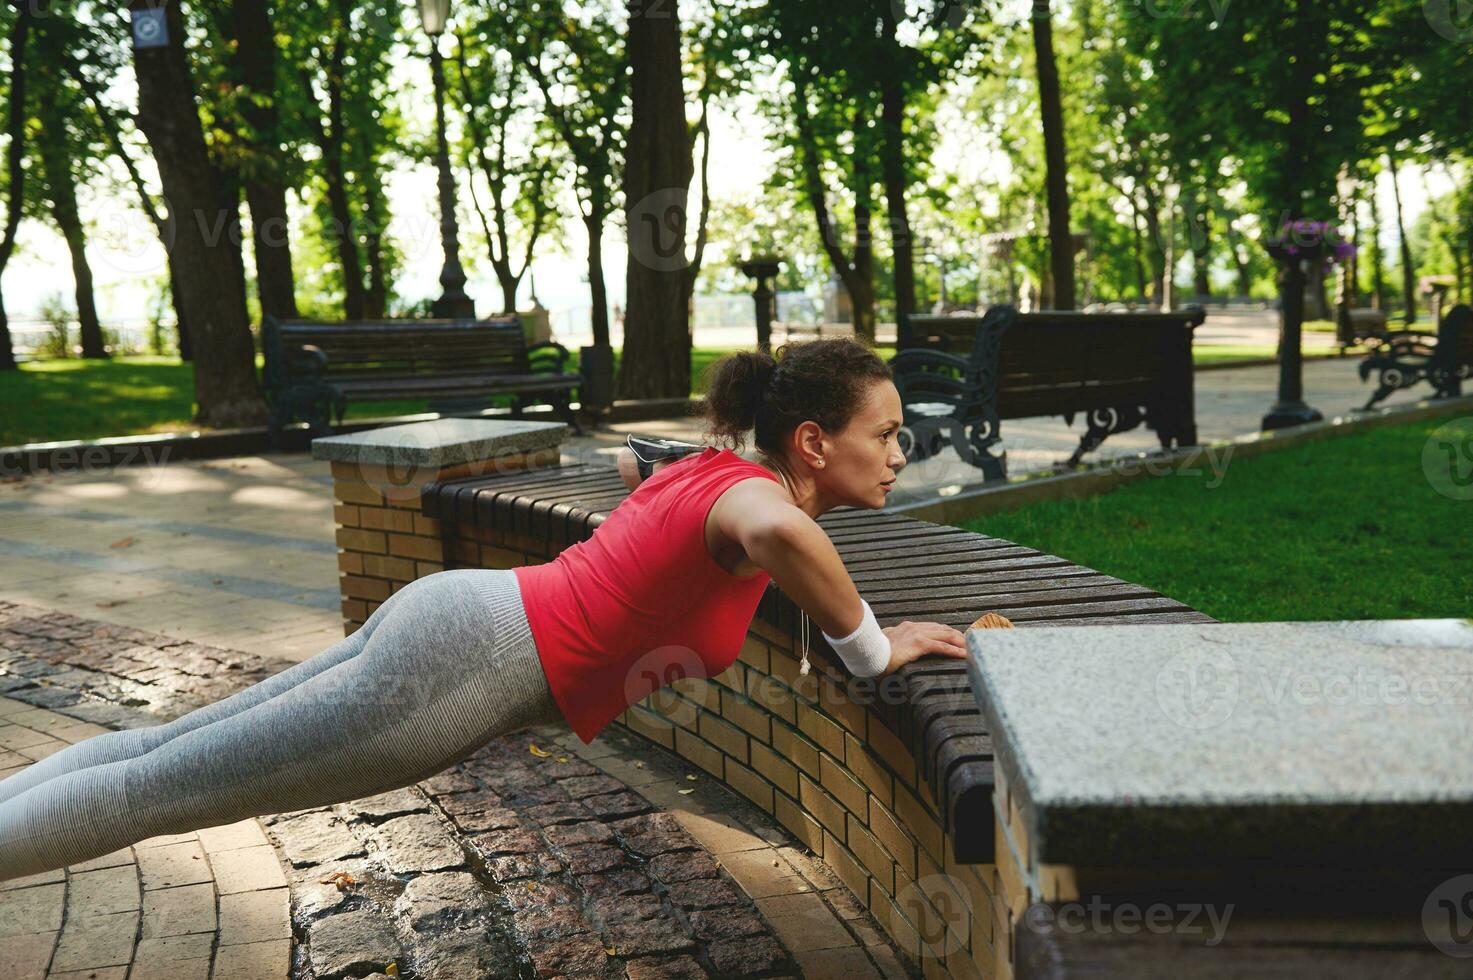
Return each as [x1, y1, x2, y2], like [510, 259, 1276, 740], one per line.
[0, 600, 914, 979]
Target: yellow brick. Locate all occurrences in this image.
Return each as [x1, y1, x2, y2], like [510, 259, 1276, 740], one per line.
[361, 554, 417, 581]
[480, 545, 525, 568]
[358, 506, 417, 533]
[719, 688, 771, 742]
[942, 855, 996, 950]
[916, 850, 972, 953]
[737, 635, 770, 672]
[624, 704, 674, 749]
[673, 727, 724, 778]
[341, 598, 367, 622]
[712, 663, 744, 695]
[337, 551, 364, 576]
[415, 561, 443, 578]
[821, 829, 869, 902]
[870, 875, 921, 961]
[341, 574, 391, 602]
[336, 527, 386, 554]
[333, 503, 360, 527]
[725, 757, 773, 814]
[748, 617, 789, 646]
[869, 797, 919, 882]
[746, 668, 797, 726]
[798, 772, 846, 837]
[867, 718, 917, 788]
[822, 677, 868, 737]
[773, 791, 823, 852]
[846, 813, 895, 895]
[697, 711, 748, 764]
[819, 752, 867, 818]
[332, 478, 384, 506]
[413, 513, 442, 536]
[387, 533, 441, 562]
[750, 741, 799, 798]
[894, 784, 943, 867]
[796, 703, 845, 760]
[771, 722, 821, 780]
[843, 732, 893, 810]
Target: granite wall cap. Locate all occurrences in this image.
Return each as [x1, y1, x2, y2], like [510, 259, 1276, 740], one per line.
[967, 618, 1473, 869]
[310, 419, 566, 468]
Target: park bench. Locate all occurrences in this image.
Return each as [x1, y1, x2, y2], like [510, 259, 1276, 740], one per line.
[1336, 305, 1389, 353]
[890, 304, 1203, 481]
[1357, 303, 1471, 410]
[260, 315, 584, 447]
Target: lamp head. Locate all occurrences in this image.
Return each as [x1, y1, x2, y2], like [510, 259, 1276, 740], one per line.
[417, 0, 449, 36]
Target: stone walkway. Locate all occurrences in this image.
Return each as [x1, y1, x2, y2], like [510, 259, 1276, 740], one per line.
[0, 600, 911, 979]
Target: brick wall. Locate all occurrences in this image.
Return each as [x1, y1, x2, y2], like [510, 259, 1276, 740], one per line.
[329, 462, 1006, 979]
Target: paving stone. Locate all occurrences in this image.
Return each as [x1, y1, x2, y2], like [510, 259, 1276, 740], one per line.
[471, 826, 543, 856]
[590, 892, 665, 926]
[558, 842, 628, 875]
[212, 937, 293, 979]
[67, 846, 133, 873]
[755, 892, 854, 953]
[135, 839, 212, 890]
[308, 906, 404, 978]
[624, 955, 711, 980]
[269, 810, 368, 867]
[707, 933, 791, 976]
[50, 908, 139, 972]
[576, 867, 654, 901]
[581, 789, 653, 821]
[393, 871, 492, 933]
[647, 850, 720, 883]
[0, 880, 64, 935]
[544, 820, 614, 848]
[140, 880, 216, 938]
[444, 804, 523, 834]
[523, 798, 596, 826]
[688, 905, 768, 942]
[340, 786, 430, 822]
[66, 864, 140, 917]
[527, 931, 610, 978]
[559, 774, 626, 800]
[486, 851, 567, 883]
[366, 812, 466, 874]
[606, 916, 697, 957]
[408, 935, 524, 980]
[513, 902, 593, 941]
[218, 887, 291, 946]
[664, 875, 745, 910]
[419, 769, 478, 795]
[503, 878, 581, 914]
[209, 843, 288, 894]
[794, 946, 886, 980]
[195, 818, 270, 853]
[132, 930, 214, 967]
[286, 858, 375, 919]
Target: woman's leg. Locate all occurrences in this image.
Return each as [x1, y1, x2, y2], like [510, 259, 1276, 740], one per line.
[0, 589, 410, 809]
[0, 569, 563, 881]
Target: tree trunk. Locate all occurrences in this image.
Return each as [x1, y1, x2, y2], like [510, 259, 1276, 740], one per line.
[45, 154, 106, 358]
[1387, 152, 1416, 323]
[1189, 191, 1211, 301]
[1226, 218, 1253, 299]
[0, 11, 31, 371]
[1032, 0, 1075, 310]
[301, 34, 365, 320]
[130, 0, 267, 427]
[233, 0, 297, 320]
[362, 167, 388, 318]
[585, 210, 611, 348]
[1130, 204, 1146, 301]
[1141, 184, 1166, 306]
[617, 0, 694, 401]
[879, 6, 915, 323]
[1368, 181, 1386, 310]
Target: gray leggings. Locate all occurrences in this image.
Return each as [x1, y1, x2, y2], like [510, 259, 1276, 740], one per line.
[0, 568, 566, 882]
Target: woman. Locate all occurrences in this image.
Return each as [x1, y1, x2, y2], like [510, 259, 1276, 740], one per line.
[0, 338, 967, 881]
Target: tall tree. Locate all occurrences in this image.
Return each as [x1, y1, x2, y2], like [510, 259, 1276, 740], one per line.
[129, 0, 267, 426]
[618, 0, 697, 401]
[1030, 0, 1074, 309]
[0, 5, 31, 371]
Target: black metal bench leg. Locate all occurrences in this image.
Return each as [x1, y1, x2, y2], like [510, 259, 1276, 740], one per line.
[556, 394, 586, 436]
[1065, 405, 1145, 468]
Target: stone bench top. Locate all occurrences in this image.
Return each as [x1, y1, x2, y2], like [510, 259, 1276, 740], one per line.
[967, 618, 1473, 868]
[311, 418, 567, 468]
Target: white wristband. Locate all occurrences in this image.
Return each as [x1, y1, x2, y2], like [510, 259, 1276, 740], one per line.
[821, 600, 892, 678]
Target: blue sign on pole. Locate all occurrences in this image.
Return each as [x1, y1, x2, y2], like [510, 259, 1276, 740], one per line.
[132, 8, 168, 50]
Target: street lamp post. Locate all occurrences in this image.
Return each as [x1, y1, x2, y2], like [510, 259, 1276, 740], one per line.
[739, 257, 783, 354]
[417, 0, 474, 320]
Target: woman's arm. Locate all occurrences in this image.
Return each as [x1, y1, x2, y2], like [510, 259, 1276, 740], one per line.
[617, 446, 677, 492]
[715, 482, 967, 676]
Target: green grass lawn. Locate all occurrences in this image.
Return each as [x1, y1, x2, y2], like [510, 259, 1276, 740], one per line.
[1, 342, 1340, 446]
[963, 415, 1473, 622]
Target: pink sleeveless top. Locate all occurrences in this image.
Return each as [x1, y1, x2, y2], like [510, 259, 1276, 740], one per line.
[513, 448, 780, 743]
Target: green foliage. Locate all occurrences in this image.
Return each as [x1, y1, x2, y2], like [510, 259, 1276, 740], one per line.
[967, 415, 1473, 621]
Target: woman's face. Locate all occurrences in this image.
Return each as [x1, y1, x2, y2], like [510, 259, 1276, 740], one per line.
[825, 380, 908, 509]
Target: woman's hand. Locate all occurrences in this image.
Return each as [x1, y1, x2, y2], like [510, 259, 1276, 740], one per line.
[881, 620, 969, 672]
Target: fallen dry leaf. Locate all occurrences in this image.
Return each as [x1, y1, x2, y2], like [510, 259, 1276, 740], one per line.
[528, 743, 551, 757]
[685, 773, 697, 781]
[677, 788, 694, 795]
[969, 611, 1015, 630]
[319, 870, 358, 890]
[556, 756, 569, 763]
[109, 537, 135, 549]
